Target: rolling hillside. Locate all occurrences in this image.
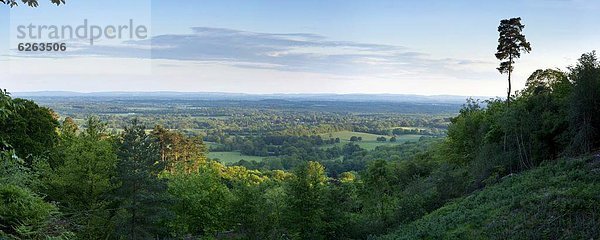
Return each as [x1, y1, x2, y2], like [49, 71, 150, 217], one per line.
[379, 156, 600, 240]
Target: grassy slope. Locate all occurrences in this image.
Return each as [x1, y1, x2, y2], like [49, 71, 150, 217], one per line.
[379, 156, 600, 240]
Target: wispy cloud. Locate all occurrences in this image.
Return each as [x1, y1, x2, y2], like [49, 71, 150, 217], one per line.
[46, 27, 493, 77]
[8, 27, 494, 78]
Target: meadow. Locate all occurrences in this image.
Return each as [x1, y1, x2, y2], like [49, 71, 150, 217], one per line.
[321, 131, 424, 150]
[207, 151, 265, 164]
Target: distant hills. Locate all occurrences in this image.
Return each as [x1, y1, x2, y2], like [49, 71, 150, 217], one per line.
[13, 91, 492, 104]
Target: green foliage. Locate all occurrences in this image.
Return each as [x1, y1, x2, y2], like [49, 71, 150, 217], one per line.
[376, 136, 387, 142]
[0, 98, 59, 162]
[0, 150, 72, 239]
[0, 184, 62, 239]
[112, 119, 172, 239]
[443, 99, 488, 166]
[0, 89, 16, 124]
[285, 161, 328, 240]
[524, 69, 570, 96]
[441, 53, 598, 189]
[166, 165, 233, 237]
[322, 178, 360, 239]
[362, 160, 395, 223]
[229, 182, 288, 239]
[1, 150, 37, 188]
[444, 82, 571, 186]
[0, 90, 457, 240]
[152, 125, 207, 173]
[379, 157, 600, 240]
[45, 117, 118, 239]
[495, 17, 532, 73]
[566, 51, 600, 155]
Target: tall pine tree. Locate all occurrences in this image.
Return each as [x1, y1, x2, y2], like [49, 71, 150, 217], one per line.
[113, 119, 172, 239]
[496, 17, 532, 104]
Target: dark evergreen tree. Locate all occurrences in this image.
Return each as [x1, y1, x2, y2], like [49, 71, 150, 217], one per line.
[496, 17, 532, 104]
[113, 119, 172, 239]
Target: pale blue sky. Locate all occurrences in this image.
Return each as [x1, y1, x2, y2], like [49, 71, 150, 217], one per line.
[1, 0, 599, 96]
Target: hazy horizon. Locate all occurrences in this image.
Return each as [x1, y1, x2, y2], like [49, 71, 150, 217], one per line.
[11, 90, 490, 97]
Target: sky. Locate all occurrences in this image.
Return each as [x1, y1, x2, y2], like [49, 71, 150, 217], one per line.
[0, 0, 599, 96]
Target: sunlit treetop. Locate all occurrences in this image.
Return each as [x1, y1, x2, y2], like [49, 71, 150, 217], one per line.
[1, 0, 65, 7]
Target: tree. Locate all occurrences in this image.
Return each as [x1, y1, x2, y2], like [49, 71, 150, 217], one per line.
[362, 160, 394, 222]
[151, 125, 207, 173]
[323, 177, 359, 239]
[286, 161, 328, 239]
[496, 17, 532, 104]
[112, 119, 172, 239]
[229, 183, 263, 238]
[0, 98, 59, 162]
[60, 117, 78, 140]
[566, 52, 600, 154]
[46, 117, 118, 239]
[166, 164, 233, 237]
[1, 0, 64, 7]
[524, 69, 570, 96]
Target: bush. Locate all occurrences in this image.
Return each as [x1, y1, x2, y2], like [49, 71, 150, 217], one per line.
[0, 184, 70, 239]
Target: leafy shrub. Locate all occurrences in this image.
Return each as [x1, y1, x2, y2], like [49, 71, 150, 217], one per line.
[0, 184, 70, 239]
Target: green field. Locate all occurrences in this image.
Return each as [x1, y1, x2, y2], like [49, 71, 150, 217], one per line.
[320, 131, 423, 150]
[208, 151, 265, 164]
[390, 126, 429, 131]
[192, 116, 231, 120]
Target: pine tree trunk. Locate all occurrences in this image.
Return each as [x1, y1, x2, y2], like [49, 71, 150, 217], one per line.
[507, 71, 511, 105]
[507, 55, 512, 105]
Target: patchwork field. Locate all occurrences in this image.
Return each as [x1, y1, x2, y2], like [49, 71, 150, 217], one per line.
[208, 131, 424, 163]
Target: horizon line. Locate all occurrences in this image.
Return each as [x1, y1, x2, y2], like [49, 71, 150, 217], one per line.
[10, 90, 496, 98]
